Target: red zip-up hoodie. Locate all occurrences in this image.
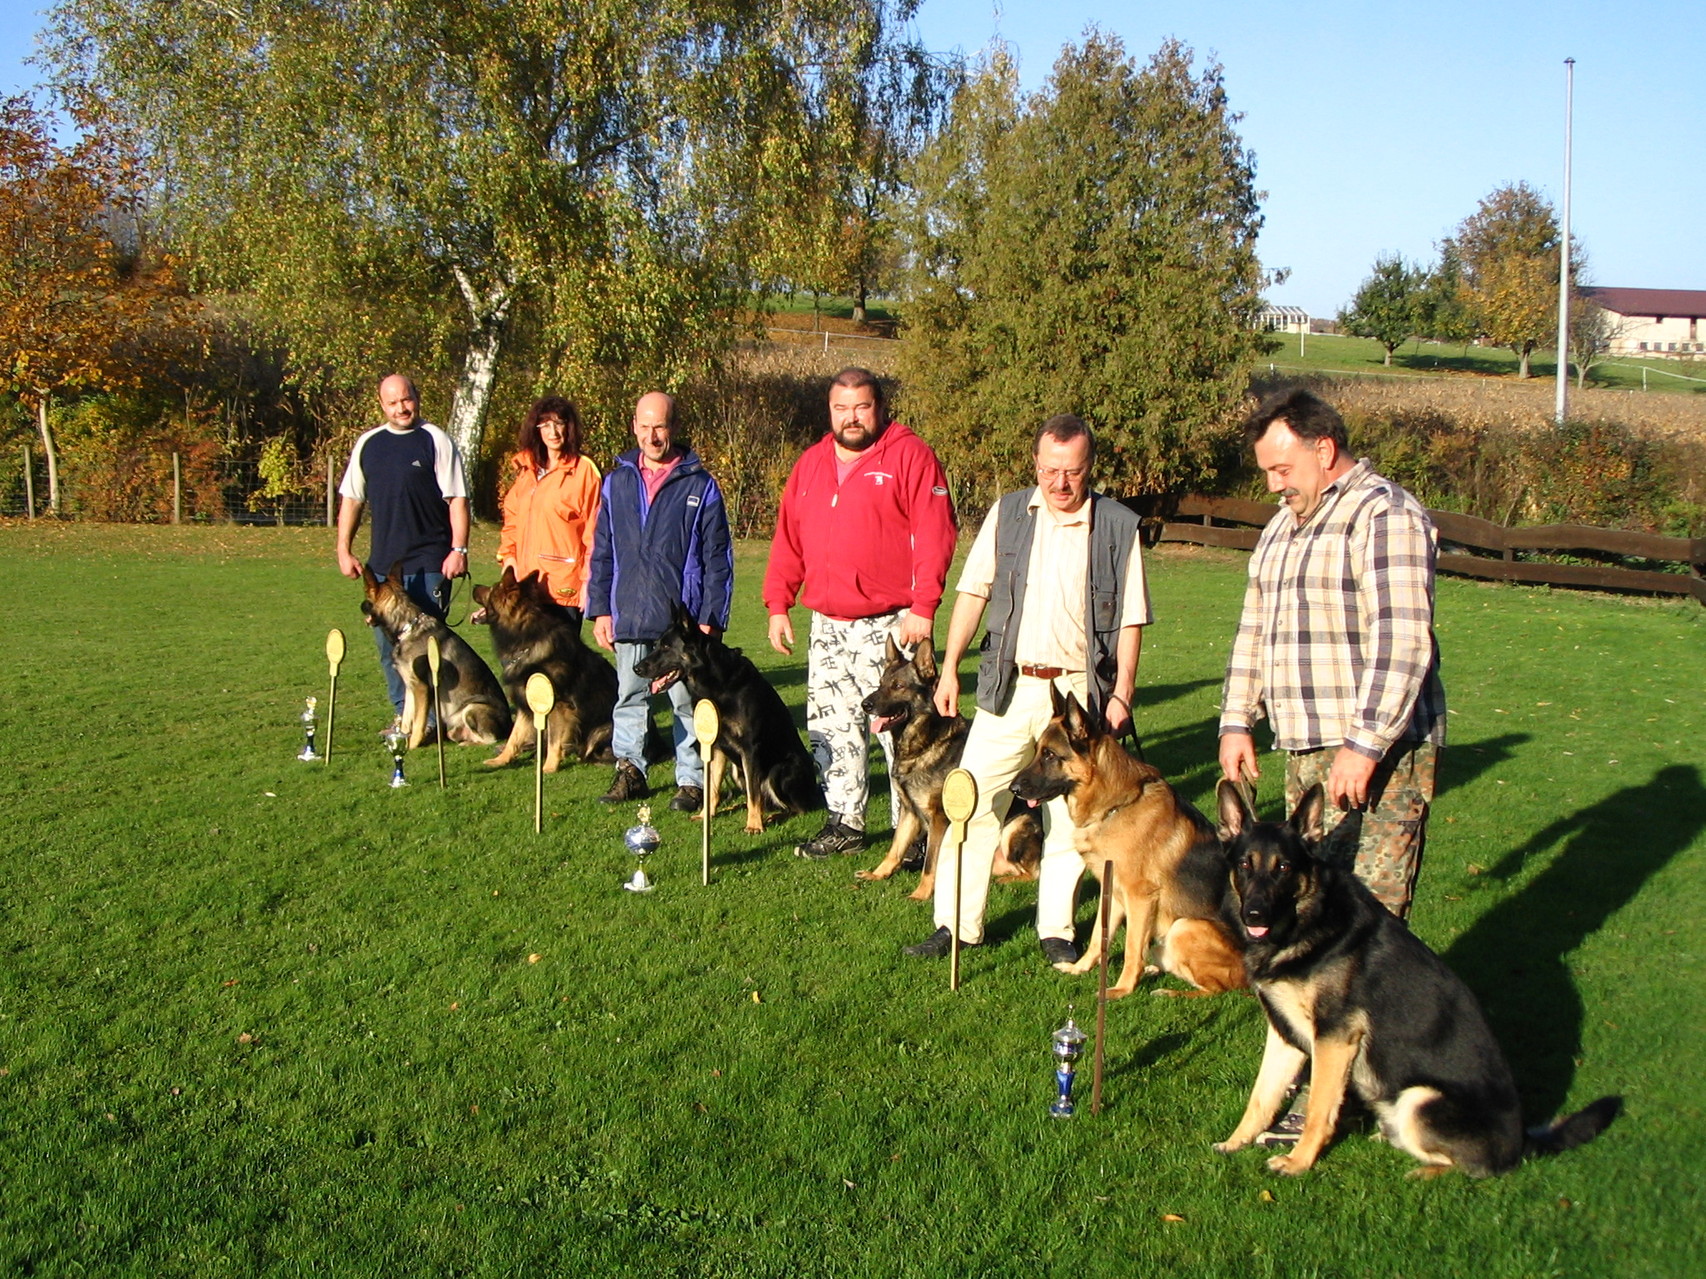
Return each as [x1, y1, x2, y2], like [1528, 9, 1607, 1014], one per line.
[763, 422, 957, 622]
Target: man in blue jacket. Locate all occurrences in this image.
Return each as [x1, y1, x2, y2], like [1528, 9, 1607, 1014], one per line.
[587, 391, 735, 808]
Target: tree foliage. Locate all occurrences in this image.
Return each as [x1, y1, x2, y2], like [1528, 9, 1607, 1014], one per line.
[0, 95, 183, 512]
[895, 36, 1264, 500]
[1446, 182, 1566, 379]
[45, 0, 943, 463]
[1339, 255, 1427, 364]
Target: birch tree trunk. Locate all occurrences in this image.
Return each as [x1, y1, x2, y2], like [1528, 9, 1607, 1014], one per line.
[35, 395, 60, 515]
[444, 267, 515, 469]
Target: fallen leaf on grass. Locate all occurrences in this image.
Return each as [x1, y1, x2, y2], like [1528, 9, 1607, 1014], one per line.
[449, 1002, 460, 1011]
[1465, 864, 1484, 876]
[842, 1179, 855, 1190]
[263, 792, 277, 798]
[527, 953, 541, 964]
[751, 991, 761, 1003]
[236, 1032, 254, 1045]
[1258, 1190, 1275, 1203]
[1161, 1213, 1185, 1223]
[221, 979, 239, 987]
[1558, 1197, 1573, 1210]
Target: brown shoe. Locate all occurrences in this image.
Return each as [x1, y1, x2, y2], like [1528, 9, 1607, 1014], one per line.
[598, 760, 650, 804]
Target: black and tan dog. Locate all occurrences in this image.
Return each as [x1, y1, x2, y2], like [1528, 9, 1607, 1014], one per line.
[360, 563, 512, 748]
[471, 567, 618, 772]
[1214, 781, 1621, 1177]
[1010, 687, 1245, 998]
[857, 636, 1042, 900]
[631, 603, 822, 832]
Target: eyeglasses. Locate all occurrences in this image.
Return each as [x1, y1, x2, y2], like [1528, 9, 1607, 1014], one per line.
[1035, 466, 1089, 483]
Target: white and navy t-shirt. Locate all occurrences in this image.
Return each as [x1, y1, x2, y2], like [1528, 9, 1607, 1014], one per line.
[339, 422, 468, 574]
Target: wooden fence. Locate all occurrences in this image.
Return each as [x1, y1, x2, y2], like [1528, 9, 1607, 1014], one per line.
[1154, 495, 1706, 606]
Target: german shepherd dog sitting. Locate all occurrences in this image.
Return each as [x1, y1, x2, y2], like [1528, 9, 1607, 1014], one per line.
[1215, 781, 1621, 1177]
[631, 603, 823, 833]
[360, 563, 512, 749]
[858, 636, 1042, 900]
[470, 567, 619, 772]
[1010, 686, 1246, 999]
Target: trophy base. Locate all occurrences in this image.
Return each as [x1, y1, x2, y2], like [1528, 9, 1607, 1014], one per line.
[623, 871, 654, 893]
[298, 749, 322, 762]
[389, 776, 410, 788]
[1049, 1101, 1076, 1119]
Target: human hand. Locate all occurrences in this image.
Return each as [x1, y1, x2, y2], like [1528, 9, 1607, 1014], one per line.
[767, 612, 794, 655]
[1219, 732, 1259, 784]
[1327, 747, 1378, 810]
[592, 615, 615, 650]
[894, 611, 932, 648]
[932, 672, 960, 719]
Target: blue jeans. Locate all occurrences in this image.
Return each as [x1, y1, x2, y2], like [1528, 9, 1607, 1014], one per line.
[613, 641, 701, 786]
[370, 568, 450, 715]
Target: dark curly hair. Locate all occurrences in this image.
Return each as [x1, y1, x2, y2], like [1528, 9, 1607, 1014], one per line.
[517, 396, 584, 471]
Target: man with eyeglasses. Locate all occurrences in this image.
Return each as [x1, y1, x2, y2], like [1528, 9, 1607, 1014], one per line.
[903, 414, 1151, 966]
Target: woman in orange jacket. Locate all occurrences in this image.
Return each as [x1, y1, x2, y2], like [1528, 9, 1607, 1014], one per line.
[495, 396, 602, 612]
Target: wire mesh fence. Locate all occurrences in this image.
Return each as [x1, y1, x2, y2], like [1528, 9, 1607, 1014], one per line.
[0, 448, 337, 524]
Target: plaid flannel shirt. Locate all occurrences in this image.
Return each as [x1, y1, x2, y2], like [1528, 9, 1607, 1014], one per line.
[1219, 460, 1446, 758]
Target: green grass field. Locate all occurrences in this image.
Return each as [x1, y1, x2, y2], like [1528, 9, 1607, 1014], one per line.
[1259, 331, 1706, 395]
[2, 522, 1702, 1277]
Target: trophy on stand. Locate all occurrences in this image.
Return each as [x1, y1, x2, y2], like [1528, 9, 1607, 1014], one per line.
[623, 805, 660, 893]
[383, 728, 409, 788]
[297, 697, 321, 761]
[1050, 1011, 1088, 1119]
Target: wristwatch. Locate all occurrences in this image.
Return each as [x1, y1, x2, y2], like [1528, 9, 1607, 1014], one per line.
[452, 546, 469, 555]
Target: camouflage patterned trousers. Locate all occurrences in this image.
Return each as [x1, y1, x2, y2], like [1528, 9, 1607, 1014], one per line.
[807, 610, 904, 831]
[1284, 740, 1439, 920]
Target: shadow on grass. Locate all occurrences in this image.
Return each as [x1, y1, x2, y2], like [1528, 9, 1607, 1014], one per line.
[1437, 732, 1530, 798]
[1443, 763, 1704, 1119]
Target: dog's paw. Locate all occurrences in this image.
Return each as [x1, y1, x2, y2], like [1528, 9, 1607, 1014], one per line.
[1265, 1152, 1314, 1176]
[855, 866, 892, 882]
[1212, 1138, 1249, 1155]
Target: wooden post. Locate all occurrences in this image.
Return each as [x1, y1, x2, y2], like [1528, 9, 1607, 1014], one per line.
[694, 699, 719, 887]
[1091, 857, 1113, 1116]
[324, 629, 346, 765]
[940, 769, 978, 992]
[525, 673, 556, 834]
[325, 456, 335, 527]
[172, 451, 182, 524]
[22, 446, 34, 520]
[427, 635, 446, 789]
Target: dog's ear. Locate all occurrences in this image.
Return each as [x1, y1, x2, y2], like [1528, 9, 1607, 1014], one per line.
[1049, 681, 1068, 719]
[885, 635, 902, 666]
[1061, 692, 1094, 751]
[1216, 778, 1257, 841]
[913, 635, 938, 681]
[1290, 784, 1327, 847]
[671, 600, 694, 629]
[471, 583, 490, 605]
[361, 563, 379, 590]
[499, 564, 517, 587]
[386, 560, 406, 584]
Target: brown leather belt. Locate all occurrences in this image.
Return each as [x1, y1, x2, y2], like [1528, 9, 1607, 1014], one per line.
[1018, 664, 1072, 680]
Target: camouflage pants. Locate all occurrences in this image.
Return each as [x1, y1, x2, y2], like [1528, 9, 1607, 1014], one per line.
[807, 610, 903, 831]
[1284, 740, 1439, 920]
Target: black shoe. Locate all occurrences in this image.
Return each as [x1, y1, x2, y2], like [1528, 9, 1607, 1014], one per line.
[794, 819, 864, 860]
[902, 926, 979, 958]
[669, 785, 704, 813]
[898, 834, 928, 873]
[1039, 936, 1080, 968]
[598, 760, 650, 804]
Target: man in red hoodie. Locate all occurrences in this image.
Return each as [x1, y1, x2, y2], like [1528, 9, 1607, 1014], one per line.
[764, 367, 957, 859]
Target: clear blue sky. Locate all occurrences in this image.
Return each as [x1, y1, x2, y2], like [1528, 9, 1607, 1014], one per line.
[4, 2, 1700, 317]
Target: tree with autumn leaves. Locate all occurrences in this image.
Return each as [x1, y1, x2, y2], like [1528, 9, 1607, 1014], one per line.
[0, 96, 183, 513]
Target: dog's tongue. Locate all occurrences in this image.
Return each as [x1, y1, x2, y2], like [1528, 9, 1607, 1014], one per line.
[648, 675, 674, 695]
[870, 714, 900, 734]
[1023, 797, 1039, 809]
[1245, 924, 1269, 939]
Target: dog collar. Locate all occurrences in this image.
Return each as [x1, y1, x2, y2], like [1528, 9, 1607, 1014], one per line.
[395, 617, 424, 641]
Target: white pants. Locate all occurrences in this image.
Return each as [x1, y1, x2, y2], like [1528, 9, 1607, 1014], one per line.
[933, 672, 1086, 945]
[806, 610, 902, 831]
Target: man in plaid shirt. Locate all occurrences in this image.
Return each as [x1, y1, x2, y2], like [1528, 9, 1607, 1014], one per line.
[1218, 387, 1446, 921]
